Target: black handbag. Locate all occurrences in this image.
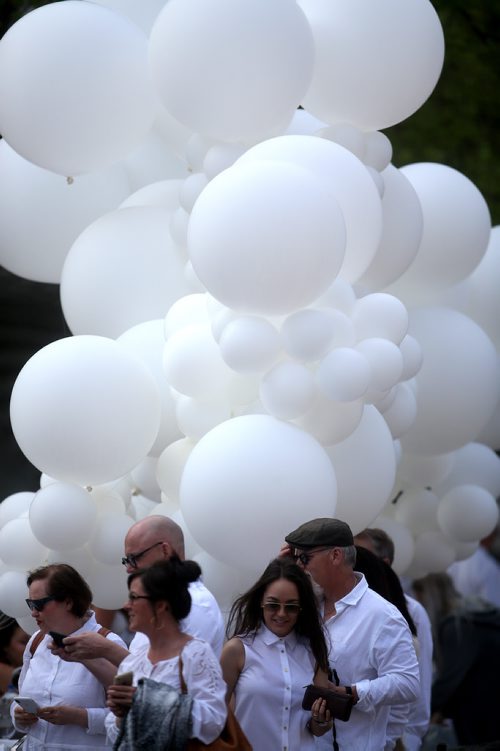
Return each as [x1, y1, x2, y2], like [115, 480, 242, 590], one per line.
[302, 684, 354, 722]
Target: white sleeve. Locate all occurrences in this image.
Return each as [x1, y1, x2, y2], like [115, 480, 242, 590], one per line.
[181, 640, 227, 744]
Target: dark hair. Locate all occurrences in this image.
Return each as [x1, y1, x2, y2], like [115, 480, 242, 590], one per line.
[226, 557, 329, 672]
[128, 556, 201, 622]
[354, 546, 417, 635]
[27, 564, 92, 618]
[0, 616, 21, 665]
[365, 528, 395, 565]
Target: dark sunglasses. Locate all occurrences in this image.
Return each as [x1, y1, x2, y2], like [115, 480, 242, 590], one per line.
[121, 541, 165, 568]
[295, 547, 333, 566]
[127, 592, 152, 602]
[261, 602, 301, 615]
[25, 596, 56, 612]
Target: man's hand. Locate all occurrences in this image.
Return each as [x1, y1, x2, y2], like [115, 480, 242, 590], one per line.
[57, 632, 109, 660]
[14, 706, 38, 727]
[38, 704, 87, 727]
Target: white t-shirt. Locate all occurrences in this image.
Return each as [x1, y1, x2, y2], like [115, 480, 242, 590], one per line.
[129, 579, 225, 657]
[233, 625, 318, 751]
[315, 574, 420, 751]
[12, 612, 126, 750]
[448, 546, 500, 608]
[105, 638, 227, 746]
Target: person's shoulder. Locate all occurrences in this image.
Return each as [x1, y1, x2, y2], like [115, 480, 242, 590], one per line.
[361, 587, 409, 623]
[189, 580, 220, 607]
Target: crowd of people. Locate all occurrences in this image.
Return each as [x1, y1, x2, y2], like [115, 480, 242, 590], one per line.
[0, 513, 498, 750]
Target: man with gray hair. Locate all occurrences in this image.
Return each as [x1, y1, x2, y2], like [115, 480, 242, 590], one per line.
[284, 518, 419, 751]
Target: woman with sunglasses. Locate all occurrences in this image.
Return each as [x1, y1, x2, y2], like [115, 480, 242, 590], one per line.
[220, 557, 332, 751]
[105, 556, 227, 748]
[12, 563, 126, 750]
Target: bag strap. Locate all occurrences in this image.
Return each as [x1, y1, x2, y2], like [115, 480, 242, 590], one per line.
[30, 625, 111, 657]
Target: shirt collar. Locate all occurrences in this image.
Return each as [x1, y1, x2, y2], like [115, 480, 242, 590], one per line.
[333, 572, 367, 614]
[259, 623, 299, 651]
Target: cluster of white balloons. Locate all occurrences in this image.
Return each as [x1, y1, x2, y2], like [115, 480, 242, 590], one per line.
[0, 0, 499, 617]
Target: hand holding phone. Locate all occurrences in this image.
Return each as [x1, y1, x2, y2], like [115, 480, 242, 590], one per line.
[113, 671, 133, 686]
[16, 697, 40, 714]
[49, 631, 67, 648]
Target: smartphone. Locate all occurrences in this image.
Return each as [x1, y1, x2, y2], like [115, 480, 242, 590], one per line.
[49, 631, 67, 648]
[15, 697, 40, 714]
[114, 671, 134, 686]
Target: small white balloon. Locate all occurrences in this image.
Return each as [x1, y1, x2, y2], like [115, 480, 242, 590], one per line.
[352, 293, 408, 344]
[399, 335, 424, 381]
[294, 392, 364, 446]
[281, 308, 354, 362]
[176, 396, 231, 440]
[0, 518, 46, 570]
[394, 488, 439, 535]
[219, 316, 280, 374]
[0, 571, 30, 618]
[87, 513, 134, 566]
[356, 338, 404, 392]
[29, 483, 97, 551]
[437, 484, 499, 543]
[179, 173, 208, 213]
[412, 529, 456, 574]
[164, 294, 210, 338]
[86, 562, 128, 610]
[0, 492, 34, 529]
[260, 361, 316, 420]
[316, 347, 371, 402]
[381, 382, 417, 439]
[130, 457, 162, 503]
[363, 131, 393, 171]
[156, 439, 195, 504]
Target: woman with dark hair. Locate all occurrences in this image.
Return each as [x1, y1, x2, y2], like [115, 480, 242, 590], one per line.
[105, 556, 227, 749]
[220, 557, 332, 751]
[11, 563, 126, 749]
[0, 614, 29, 694]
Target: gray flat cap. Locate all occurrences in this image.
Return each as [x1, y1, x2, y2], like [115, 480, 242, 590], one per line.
[285, 517, 354, 550]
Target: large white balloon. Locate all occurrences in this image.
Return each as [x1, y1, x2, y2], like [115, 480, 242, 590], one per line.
[29, 483, 98, 551]
[149, 0, 314, 142]
[298, 0, 444, 130]
[238, 136, 382, 283]
[117, 320, 182, 456]
[188, 159, 346, 314]
[0, 1, 156, 175]
[0, 571, 30, 618]
[0, 518, 46, 570]
[433, 442, 500, 498]
[327, 406, 397, 534]
[462, 225, 500, 349]
[88, 513, 134, 566]
[437, 485, 499, 543]
[61, 207, 194, 338]
[0, 141, 130, 284]
[180, 415, 337, 570]
[10, 336, 161, 486]
[393, 163, 491, 293]
[401, 308, 498, 455]
[156, 439, 195, 504]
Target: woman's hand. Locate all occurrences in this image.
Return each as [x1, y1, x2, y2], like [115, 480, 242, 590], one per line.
[14, 706, 38, 727]
[309, 698, 332, 736]
[37, 705, 88, 727]
[107, 684, 136, 718]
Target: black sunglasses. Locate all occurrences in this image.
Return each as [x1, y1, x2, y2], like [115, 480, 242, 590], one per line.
[262, 602, 301, 615]
[121, 541, 165, 568]
[295, 547, 333, 566]
[25, 596, 56, 612]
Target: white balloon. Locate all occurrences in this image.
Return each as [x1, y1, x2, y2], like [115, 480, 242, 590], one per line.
[394, 488, 439, 535]
[315, 278, 357, 315]
[46, 546, 95, 579]
[156, 439, 195, 505]
[149, 0, 314, 142]
[175, 397, 231, 440]
[188, 159, 346, 314]
[88, 513, 134, 566]
[352, 294, 408, 344]
[260, 361, 316, 420]
[318, 123, 366, 161]
[163, 324, 234, 400]
[395, 163, 491, 291]
[294, 392, 363, 446]
[463, 226, 500, 349]
[399, 335, 424, 382]
[164, 294, 210, 338]
[29, 483, 97, 550]
[0, 518, 46, 570]
[120, 179, 182, 211]
[396, 451, 454, 488]
[16, 614, 38, 636]
[194, 551, 259, 611]
[0, 571, 29, 618]
[130, 457, 162, 502]
[437, 485, 499, 543]
[85, 0, 167, 35]
[0, 492, 34, 529]
[434, 442, 500, 498]
[61, 207, 194, 338]
[10, 336, 161, 486]
[401, 308, 498, 455]
[203, 143, 247, 180]
[119, 126, 189, 191]
[316, 348, 370, 402]
[86, 562, 128, 610]
[219, 316, 280, 374]
[328, 406, 397, 534]
[180, 415, 337, 570]
[0, 1, 156, 175]
[179, 173, 208, 213]
[281, 308, 355, 361]
[356, 338, 404, 392]
[0, 141, 131, 284]
[117, 319, 182, 456]
[381, 383, 418, 439]
[411, 529, 456, 574]
[298, 0, 444, 130]
[363, 131, 393, 171]
[238, 136, 382, 283]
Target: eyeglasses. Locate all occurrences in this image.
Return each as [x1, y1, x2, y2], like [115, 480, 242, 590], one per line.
[261, 602, 301, 615]
[295, 547, 333, 566]
[121, 541, 165, 568]
[25, 596, 56, 612]
[127, 592, 152, 603]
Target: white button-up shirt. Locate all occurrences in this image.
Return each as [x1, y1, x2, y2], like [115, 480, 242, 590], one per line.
[233, 625, 318, 751]
[129, 579, 225, 657]
[316, 574, 420, 751]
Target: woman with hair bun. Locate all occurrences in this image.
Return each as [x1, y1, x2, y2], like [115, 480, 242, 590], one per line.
[106, 556, 227, 749]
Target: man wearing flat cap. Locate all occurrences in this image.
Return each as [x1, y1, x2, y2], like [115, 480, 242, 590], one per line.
[284, 517, 419, 751]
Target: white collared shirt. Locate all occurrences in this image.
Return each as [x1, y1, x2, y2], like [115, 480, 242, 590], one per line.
[233, 624, 317, 751]
[129, 579, 225, 657]
[316, 573, 420, 751]
[12, 611, 126, 750]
